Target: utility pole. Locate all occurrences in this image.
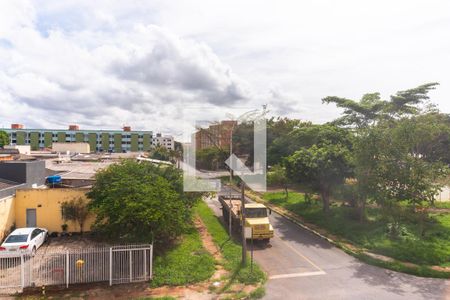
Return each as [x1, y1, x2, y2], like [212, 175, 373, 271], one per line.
[228, 120, 237, 235]
[241, 181, 247, 266]
[228, 127, 233, 235]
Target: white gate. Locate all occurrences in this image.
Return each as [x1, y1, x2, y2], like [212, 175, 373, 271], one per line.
[0, 253, 32, 294]
[0, 244, 153, 295]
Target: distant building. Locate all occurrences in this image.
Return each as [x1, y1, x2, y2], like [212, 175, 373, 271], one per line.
[1, 124, 153, 153]
[152, 133, 175, 151]
[195, 120, 237, 150]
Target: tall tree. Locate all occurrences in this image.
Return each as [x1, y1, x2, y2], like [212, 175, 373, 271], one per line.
[284, 125, 353, 212]
[149, 145, 171, 161]
[322, 83, 441, 220]
[267, 118, 311, 166]
[322, 82, 439, 127]
[286, 144, 353, 213]
[267, 164, 290, 198]
[322, 93, 386, 128]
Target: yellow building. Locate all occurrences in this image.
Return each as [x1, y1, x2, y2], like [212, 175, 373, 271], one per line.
[13, 188, 96, 233]
[0, 196, 15, 241]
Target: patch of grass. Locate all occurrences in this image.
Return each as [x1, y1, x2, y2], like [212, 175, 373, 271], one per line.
[434, 201, 450, 209]
[248, 286, 266, 299]
[262, 191, 450, 268]
[219, 175, 241, 187]
[195, 201, 266, 286]
[353, 252, 450, 279]
[150, 226, 215, 287]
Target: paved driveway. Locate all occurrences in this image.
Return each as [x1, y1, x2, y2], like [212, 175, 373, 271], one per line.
[206, 189, 450, 300]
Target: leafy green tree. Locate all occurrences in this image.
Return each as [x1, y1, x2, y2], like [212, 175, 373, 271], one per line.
[322, 82, 439, 127]
[267, 164, 290, 198]
[0, 131, 9, 148]
[285, 125, 353, 213]
[350, 128, 382, 221]
[61, 197, 91, 234]
[87, 160, 201, 245]
[322, 83, 442, 221]
[371, 120, 449, 207]
[322, 92, 386, 128]
[149, 145, 171, 161]
[267, 118, 312, 166]
[196, 147, 229, 171]
[401, 112, 450, 164]
[230, 117, 307, 167]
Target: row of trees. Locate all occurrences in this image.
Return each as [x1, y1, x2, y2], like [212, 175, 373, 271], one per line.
[270, 83, 450, 227]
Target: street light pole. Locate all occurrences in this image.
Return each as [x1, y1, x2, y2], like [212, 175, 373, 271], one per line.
[229, 127, 232, 234]
[228, 121, 237, 235]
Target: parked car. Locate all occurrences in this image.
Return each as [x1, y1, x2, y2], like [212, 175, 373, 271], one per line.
[0, 227, 48, 256]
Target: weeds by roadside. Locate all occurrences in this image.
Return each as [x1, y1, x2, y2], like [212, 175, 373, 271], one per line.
[195, 201, 266, 289]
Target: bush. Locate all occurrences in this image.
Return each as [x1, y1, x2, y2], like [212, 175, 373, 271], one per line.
[88, 160, 202, 246]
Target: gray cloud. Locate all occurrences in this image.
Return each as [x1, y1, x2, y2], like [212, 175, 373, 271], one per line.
[111, 27, 249, 106]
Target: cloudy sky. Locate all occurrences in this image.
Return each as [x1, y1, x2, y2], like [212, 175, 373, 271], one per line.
[0, 0, 449, 137]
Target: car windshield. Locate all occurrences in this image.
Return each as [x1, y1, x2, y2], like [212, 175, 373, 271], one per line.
[246, 208, 267, 218]
[4, 234, 29, 243]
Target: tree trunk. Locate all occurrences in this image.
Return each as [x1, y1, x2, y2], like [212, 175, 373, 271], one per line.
[284, 185, 289, 199]
[321, 189, 330, 213]
[358, 198, 366, 223]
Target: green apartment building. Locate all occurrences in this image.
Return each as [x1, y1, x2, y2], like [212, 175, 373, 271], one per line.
[2, 124, 152, 152]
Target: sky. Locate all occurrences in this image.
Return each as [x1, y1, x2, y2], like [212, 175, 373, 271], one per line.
[0, 0, 449, 137]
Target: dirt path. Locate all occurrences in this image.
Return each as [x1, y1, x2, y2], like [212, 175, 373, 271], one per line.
[147, 217, 229, 299]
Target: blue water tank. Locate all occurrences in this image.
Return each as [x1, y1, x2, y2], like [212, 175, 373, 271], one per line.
[47, 175, 62, 184]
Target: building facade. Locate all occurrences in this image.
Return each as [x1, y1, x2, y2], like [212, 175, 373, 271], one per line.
[195, 120, 237, 150]
[2, 124, 153, 153]
[152, 133, 175, 150]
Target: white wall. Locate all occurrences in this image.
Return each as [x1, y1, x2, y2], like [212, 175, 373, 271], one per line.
[4, 145, 31, 155]
[436, 186, 450, 202]
[0, 196, 15, 242]
[52, 142, 90, 154]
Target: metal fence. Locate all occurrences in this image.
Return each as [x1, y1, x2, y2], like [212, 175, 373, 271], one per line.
[0, 244, 153, 295]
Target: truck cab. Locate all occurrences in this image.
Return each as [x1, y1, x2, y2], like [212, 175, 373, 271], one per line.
[243, 203, 274, 242]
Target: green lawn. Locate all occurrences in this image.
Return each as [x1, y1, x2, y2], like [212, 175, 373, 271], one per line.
[263, 191, 450, 267]
[150, 226, 216, 287]
[195, 201, 266, 286]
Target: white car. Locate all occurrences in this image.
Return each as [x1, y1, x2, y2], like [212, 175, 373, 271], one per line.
[0, 227, 48, 256]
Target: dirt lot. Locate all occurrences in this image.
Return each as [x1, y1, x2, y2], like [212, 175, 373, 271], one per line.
[38, 235, 111, 253]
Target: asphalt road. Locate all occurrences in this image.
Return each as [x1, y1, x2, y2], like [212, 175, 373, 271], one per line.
[206, 187, 450, 300]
